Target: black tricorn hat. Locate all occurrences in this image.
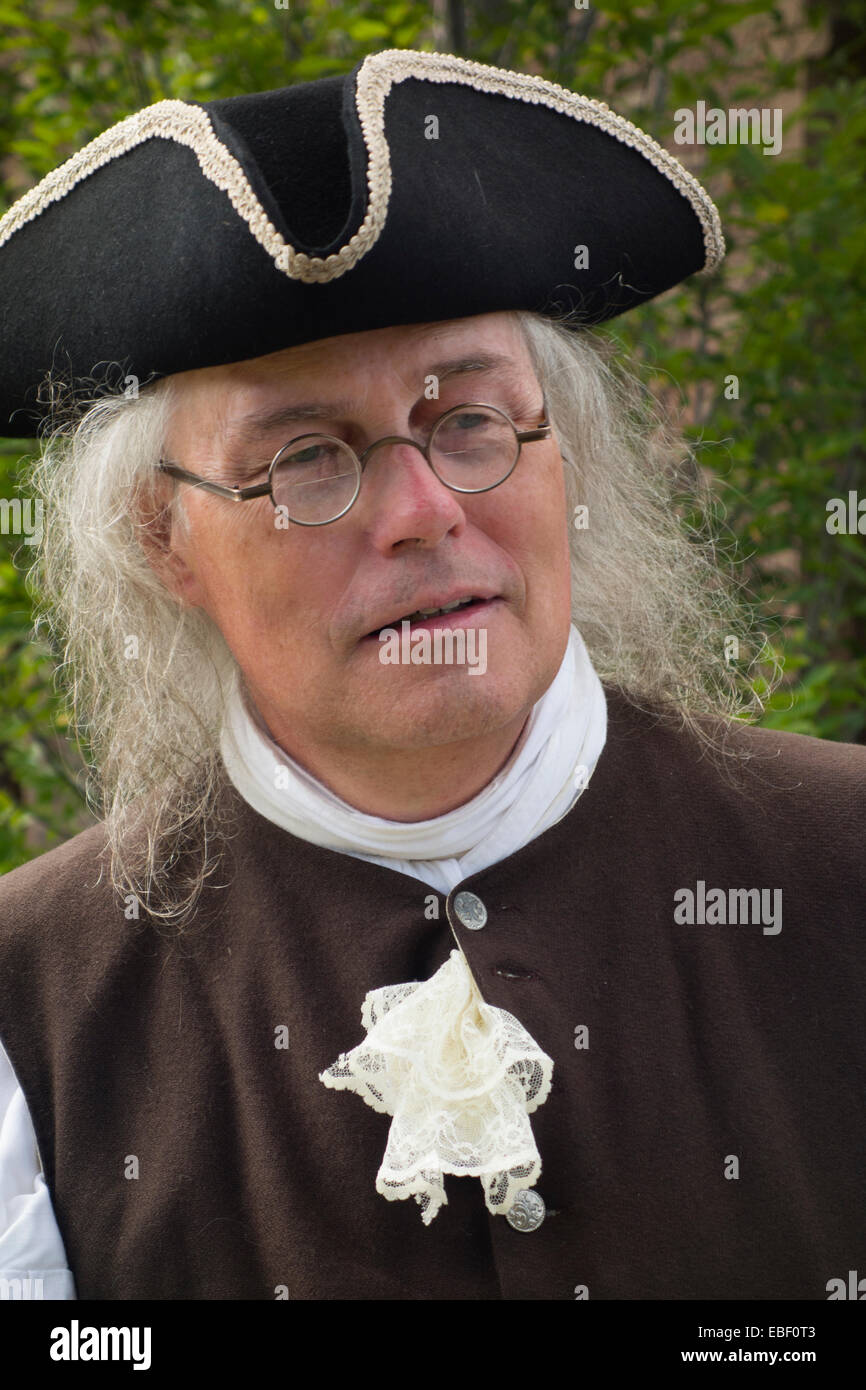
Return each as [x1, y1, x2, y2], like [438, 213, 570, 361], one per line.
[0, 48, 724, 438]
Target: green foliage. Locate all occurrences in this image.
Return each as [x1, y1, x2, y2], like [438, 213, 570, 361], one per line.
[0, 448, 93, 863]
[1, 0, 864, 872]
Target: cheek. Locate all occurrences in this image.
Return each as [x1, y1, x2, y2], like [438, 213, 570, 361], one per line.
[487, 452, 568, 550]
[535, 457, 570, 553]
[184, 503, 357, 643]
[501, 461, 571, 606]
[181, 501, 286, 620]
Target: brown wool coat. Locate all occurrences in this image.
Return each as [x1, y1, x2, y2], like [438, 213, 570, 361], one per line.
[0, 686, 864, 1301]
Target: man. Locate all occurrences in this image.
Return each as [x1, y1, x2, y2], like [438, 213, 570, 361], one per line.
[0, 49, 863, 1301]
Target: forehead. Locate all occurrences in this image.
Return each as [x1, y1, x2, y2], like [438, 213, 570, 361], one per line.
[240, 310, 526, 378]
[167, 312, 531, 428]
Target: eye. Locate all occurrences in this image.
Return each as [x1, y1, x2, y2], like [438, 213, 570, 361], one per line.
[280, 438, 350, 472]
[288, 443, 326, 465]
[451, 411, 490, 431]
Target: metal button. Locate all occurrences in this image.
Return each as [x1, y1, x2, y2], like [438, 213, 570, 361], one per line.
[506, 1189, 546, 1232]
[453, 891, 487, 931]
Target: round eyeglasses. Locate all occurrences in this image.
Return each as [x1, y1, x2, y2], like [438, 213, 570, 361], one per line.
[157, 402, 551, 526]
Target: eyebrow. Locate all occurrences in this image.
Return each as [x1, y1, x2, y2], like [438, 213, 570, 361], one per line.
[222, 352, 521, 451]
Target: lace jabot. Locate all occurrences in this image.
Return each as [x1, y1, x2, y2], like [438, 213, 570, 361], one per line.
[319, 949, 554, 1224]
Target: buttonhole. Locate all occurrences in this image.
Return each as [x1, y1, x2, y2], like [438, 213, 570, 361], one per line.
[492, 963, 537, 981]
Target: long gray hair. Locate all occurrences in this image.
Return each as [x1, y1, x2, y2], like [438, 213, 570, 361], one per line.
[26, 311, 778, 928]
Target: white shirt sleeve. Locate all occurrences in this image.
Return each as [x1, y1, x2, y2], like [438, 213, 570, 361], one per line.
[0, 1035, 76, 1299]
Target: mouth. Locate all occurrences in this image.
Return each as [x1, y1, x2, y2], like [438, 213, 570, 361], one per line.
[363, 596, 499, 641]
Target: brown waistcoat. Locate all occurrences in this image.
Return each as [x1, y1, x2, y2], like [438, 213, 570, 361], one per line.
[0, 688, 864, 1300]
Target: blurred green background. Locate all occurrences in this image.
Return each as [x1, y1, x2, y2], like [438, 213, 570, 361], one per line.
[1, 0, 864, 869]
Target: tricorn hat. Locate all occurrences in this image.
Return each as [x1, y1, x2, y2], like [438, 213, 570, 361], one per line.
[0, 48, 724, 437]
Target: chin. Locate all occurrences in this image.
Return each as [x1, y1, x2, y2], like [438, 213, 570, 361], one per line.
[365, 665, 532, 749]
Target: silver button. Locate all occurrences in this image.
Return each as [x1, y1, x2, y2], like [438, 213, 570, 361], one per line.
[453, 891, 487, 931]
[506, 1189, 546, 1232]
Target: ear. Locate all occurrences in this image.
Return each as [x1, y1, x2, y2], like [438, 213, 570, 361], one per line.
[135, 481, 207, 609]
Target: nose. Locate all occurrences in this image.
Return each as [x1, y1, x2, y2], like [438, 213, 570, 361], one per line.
[359, 436, 467, 552]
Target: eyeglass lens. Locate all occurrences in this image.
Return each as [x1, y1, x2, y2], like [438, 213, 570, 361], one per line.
[271, 405, 520, 524]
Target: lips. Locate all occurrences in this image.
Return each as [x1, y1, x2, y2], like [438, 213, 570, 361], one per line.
[363, 594, 498, 639]
[402, 596, 479, 623]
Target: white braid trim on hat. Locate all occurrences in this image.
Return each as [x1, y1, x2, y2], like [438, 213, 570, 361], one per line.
[318, 947, 554, 1224]
[0, 50, 724, 285]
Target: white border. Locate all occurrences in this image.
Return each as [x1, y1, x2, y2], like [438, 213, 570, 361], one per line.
[0, 49, 725, 285]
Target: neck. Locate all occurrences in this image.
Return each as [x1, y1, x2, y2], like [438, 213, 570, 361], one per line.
[242, 697, 533, 821]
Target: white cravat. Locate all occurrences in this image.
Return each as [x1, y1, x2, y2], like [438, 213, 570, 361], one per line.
[220, 623, 609, 1224]
[219, 623, 607, 893]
